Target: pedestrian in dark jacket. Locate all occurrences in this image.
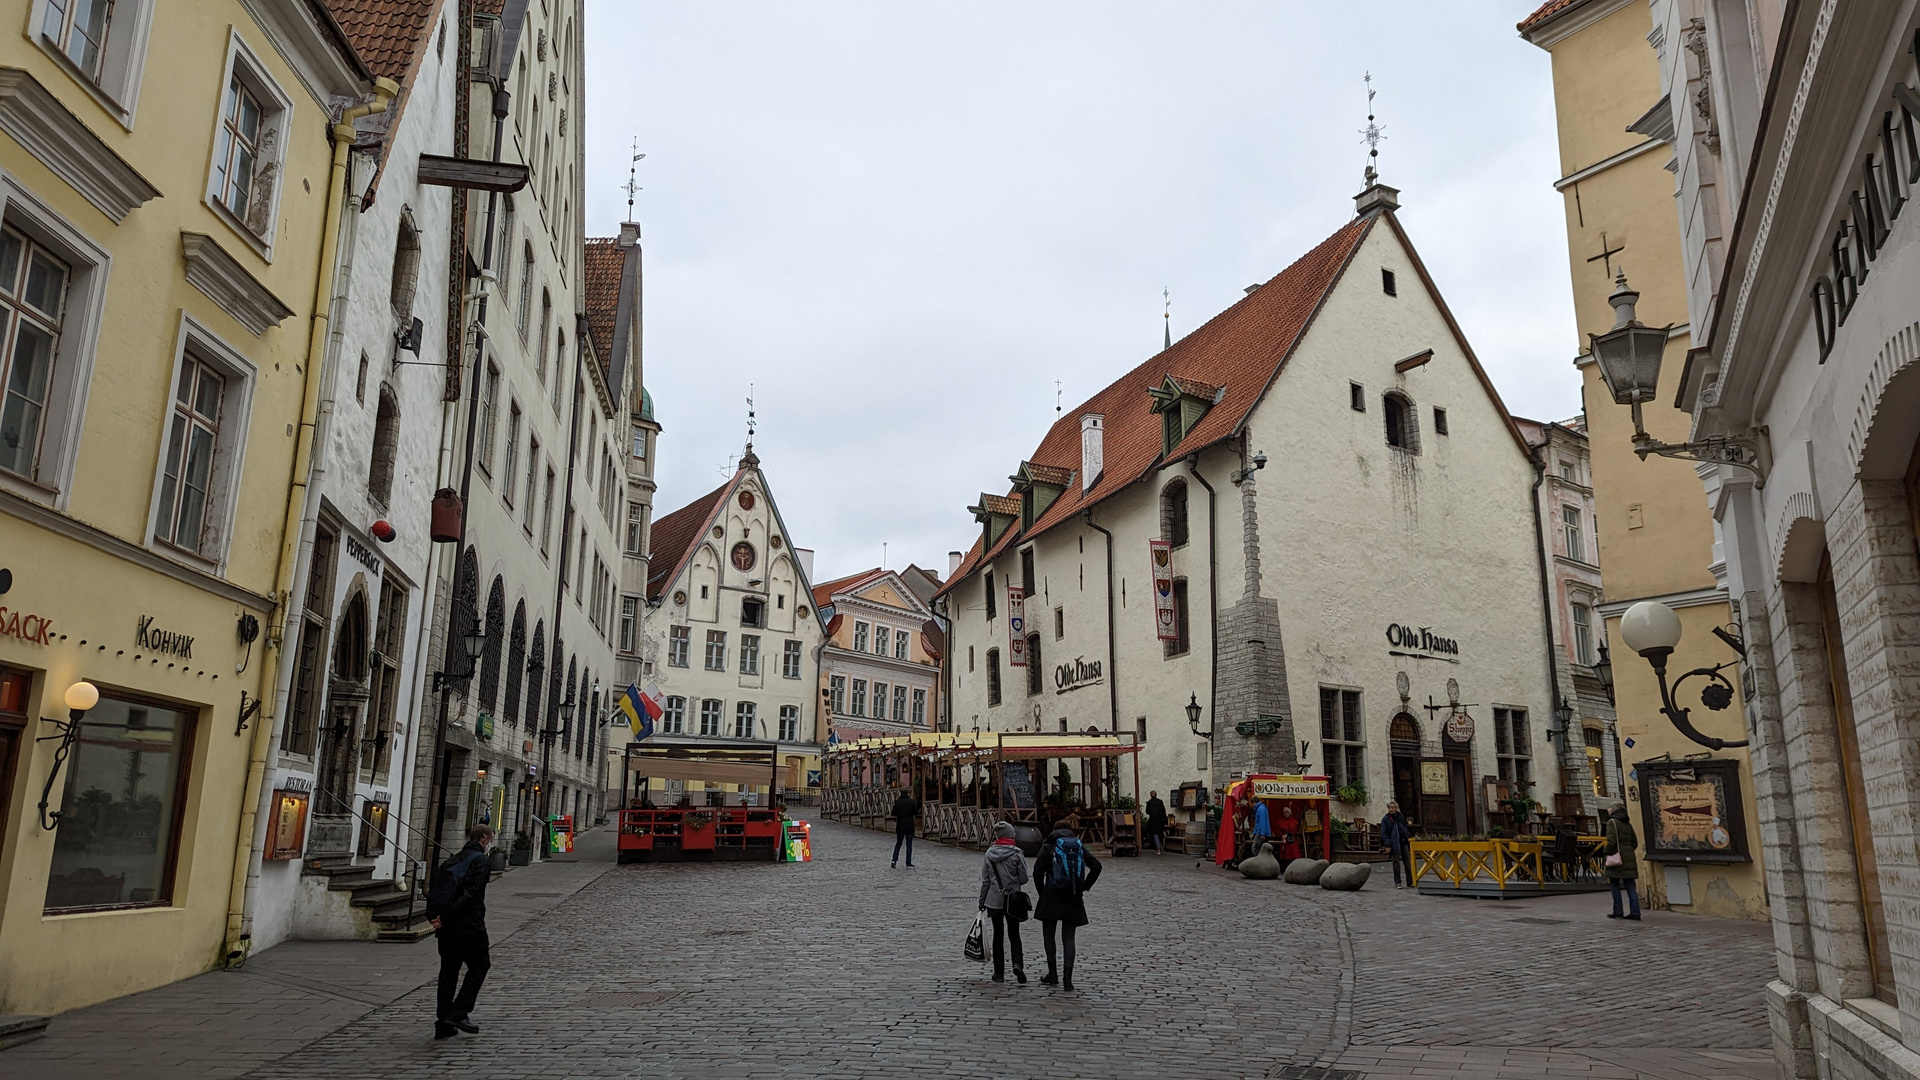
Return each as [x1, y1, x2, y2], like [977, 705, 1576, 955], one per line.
[1604, 805, 1642, 920]
[1033, 822, 1102, 991]
[1379, 801, 1414, 887]
[425, 824, 495, 1039]
[891, 789, 920, 868]
[1145, 792, 1169, 854]
[978, 821, 1031, 982]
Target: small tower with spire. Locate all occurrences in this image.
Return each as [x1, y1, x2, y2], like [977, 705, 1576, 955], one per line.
[1355, 72, 1400, 215]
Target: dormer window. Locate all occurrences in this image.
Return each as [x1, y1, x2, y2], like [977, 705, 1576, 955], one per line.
[1010, 461, 1071, 530]
[1149, 375, 1223, 457]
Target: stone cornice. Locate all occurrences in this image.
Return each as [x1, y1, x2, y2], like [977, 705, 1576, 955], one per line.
[0, 68, 160, 223]
[181, 231, 295, 335]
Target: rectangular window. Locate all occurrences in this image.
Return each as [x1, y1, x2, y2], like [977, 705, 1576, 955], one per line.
[704, 630, 726, 671]
[360, 578, 407, 778]
[1164, 578, 1190, 658]
[502, 403, 521, 506]
[782, 639, 802, 679]
[41, 0, 114, 82]
[632, 423, 646, 460]
[699, 698, 722, 737]
[662, 695, 685, 734]
[1433, 406, 1448, 435]
[741, 598, 765, 628]
[213, 76, 264, 222]
[1563, 505, 1585, 562]
[873, 682, 888, 720]
[735, 701, 755, 739]
[893, 685, 908, 723]
[911, 688, 926, 727]
[985, 573, 996, 619]
[1495, 707, 1531, 788]
[1318, 687, 1364, 791]
[853, 622, 868, 652]
[850, 679, 867, 717]
[1560, 460, 1575, 480]
[668, 625, 690, 667]
[540, 467, 556, 554]
[518, 244, 535, 339]
[45, 691, 193, 912]
[1054, 607, 1064, 640]
[895, 629, 910, 659]
[739, 633, 760, 675]
[619, 597, 637, 654]
[1349, 382, 1365, 412]
[1571, 603, 1594, 666]
[779, 705, 799, 742]
[987, 650, 1001, 707]
[523, 436, 541, 532]
[1137, 715, 1148, 743]
[1381, 267, 1397, 296]
[154, 353, 224, 553]
[0, 226, 70, 485]
[829, 675, 846, 714]
[626, 501, 643, 555]
[872, 625, 889, 655]
[477, 364, 500, 475]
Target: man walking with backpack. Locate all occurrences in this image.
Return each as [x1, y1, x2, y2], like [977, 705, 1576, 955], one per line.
[890, 786, 921, 868]
[1033, 821, 1101, 991]
[426, 824, 495, 1039]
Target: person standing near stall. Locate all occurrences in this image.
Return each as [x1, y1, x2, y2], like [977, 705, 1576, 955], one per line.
[890, 786, 921, 869]
[1034, 821, 1102, 991]
[1380, 800, 1414, 887]
[977, 822, 1030, 982]
[1251, 796, 1272, 860]
[1604, 805, 1642, 920]
[1144, 791, 1168, 854]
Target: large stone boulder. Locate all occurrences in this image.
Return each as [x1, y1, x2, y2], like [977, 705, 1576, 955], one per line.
[1239, 842, 1282, 880]
[1283, 858, 1330, 885]
[1319, 861, 1372, 891]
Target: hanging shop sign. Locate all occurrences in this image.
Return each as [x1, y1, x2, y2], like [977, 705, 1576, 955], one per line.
[1634, 757, 1751, 864]
[1443, 710, 1475, 743]
[1053, 656, 1103, 693]
[0, 605, 52, 646]
[1007, 585, 1027, 667]
[1385, 623, 1459, 660]
[135, 614, 194, 658]
[1252, 776, 1328, 799]
[1150, 540, 1178, 642]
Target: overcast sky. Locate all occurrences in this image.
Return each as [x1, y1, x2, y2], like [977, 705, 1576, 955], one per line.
[583, 3, 1578, 586]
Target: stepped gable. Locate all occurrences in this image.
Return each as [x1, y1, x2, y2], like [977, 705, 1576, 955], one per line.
[645, 480, 734, 601]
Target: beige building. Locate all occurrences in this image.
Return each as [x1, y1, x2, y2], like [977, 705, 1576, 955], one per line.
[1520, 0, 1767, 922]
[0, 0, 379, 1014]
[814, 567, 943, 745]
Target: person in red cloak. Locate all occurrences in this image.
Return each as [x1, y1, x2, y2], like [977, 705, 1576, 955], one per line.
[1273, 803, 1305, 862]
[1214, 781, 1249, 867]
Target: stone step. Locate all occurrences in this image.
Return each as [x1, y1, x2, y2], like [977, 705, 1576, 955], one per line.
[303, 857, 376, 891]
[350, 887, 418, 917]
[0, 1015, 48, 1051]
[375, 923, 436, 943]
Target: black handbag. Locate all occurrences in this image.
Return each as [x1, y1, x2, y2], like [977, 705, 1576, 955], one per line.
[1005, 888, 1031, 923]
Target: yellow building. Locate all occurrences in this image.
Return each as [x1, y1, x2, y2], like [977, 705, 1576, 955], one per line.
[0, 2, 380, 1014]
[1521, 0, 1765, 919]
[814, 566, 944, 748]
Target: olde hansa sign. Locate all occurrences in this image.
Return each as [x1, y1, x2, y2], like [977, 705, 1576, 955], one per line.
[1251, 776, 1329, 799]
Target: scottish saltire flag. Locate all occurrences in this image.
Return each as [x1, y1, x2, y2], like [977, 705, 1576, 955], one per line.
[619, 683, 660, 740]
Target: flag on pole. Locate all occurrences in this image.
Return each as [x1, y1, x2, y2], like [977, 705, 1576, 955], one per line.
[620, 683, 660, 740]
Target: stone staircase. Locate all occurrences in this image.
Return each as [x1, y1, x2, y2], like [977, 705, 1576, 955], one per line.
[303, 857, 435, 942]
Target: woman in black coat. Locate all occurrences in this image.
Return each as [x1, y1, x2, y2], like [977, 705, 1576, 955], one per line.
[1032, 822, 1102, 991]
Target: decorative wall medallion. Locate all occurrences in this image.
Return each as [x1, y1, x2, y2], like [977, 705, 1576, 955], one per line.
[673, 591, 687, 606]
[797, 606, 810, 619]
[711, 526, 724, 539]
[731, 542, 757, 571]
[770, 534, 783, 549]
[739, 491, 756, 510]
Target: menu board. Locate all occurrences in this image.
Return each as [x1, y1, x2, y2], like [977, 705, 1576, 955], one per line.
[1003, 761, 1037, 809]
[1636, 759, 1750, 863]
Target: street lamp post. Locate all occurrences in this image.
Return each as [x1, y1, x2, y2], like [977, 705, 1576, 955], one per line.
[37, 681, 98, 830]
[1184, 693, 1207, 739]
[1618, 600, 1750, 751]
[534, 692, 575, 858]
[426, 624, 487, 865]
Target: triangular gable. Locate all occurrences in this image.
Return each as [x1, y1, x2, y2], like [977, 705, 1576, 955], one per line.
[645, 477, 737, 601]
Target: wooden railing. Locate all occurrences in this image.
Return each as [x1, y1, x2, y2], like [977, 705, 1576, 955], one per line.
[1411, 837, 1609, 891]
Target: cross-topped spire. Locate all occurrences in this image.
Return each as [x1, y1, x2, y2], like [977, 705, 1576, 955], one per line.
[622, 140, 645, 220]
[1163, 286, 1172, 351]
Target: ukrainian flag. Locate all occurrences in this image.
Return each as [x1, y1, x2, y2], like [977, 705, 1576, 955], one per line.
[620, 683, 659, 740]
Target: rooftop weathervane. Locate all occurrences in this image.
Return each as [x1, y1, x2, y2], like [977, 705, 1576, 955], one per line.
[622, 140, 645, 220]
[1361, 72, 1386, 186]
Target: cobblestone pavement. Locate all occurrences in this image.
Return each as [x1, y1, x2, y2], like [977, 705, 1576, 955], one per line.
[1, 815, 1780, 1079]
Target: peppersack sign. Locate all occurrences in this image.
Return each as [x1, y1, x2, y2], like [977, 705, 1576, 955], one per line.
[0, 605, 52, 645]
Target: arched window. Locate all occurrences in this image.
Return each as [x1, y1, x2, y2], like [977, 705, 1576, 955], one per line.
[1026, 634, 1042, 695]
[368, 386, 399, 507]
[389, 210, 420, 322]
[1389, 712, 1419, 745]
[503, 601, 527, 726]
[564, 655, 578, 744]
[1384, 392, 1418, 452]
[478, 577, 506, 709]
[455, 545, 480, 687]
[1160, 479, 1189, 548]
[536, 289, 552, 380]
[333, 591, 369, 684]
[526, 620, 546, 730]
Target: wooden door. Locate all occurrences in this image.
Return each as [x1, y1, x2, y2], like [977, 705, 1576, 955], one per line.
[0, 667, 27, 864]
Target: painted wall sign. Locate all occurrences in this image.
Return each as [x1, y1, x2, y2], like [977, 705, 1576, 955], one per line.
[1053, 656, 1103, 693]
[1150, 539, 1178, 642]
[1006, 585, 1027, 667]
[1635, 758, 1752, 864]
[0, 605, 53, 646]
[1251, 776, 1328, 799]
[1385, 623, 1459, 657]
[1420, 760, 1450, 794]
[344, 534, 383, 576]
[136, 614, 194, 658]
[1809, 77, 1920, 361]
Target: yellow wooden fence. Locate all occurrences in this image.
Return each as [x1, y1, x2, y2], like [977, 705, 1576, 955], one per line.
[1411, 837, 1608, 892]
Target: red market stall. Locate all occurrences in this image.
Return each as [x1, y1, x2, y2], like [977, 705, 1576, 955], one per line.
[618, 742, 788, 863]
[1215, 774, 1335, 867]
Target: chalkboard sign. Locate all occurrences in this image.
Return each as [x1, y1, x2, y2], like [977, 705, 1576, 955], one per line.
[1003, 762, 1037, 809]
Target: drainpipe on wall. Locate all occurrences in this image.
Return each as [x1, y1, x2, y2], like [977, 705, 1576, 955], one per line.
[225, 78, 399, 968]
[1081, 510, 1119, 739]
[1185, 454, 1218, 754]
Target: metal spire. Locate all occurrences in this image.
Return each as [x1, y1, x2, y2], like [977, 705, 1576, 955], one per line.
[622, 140, 645, 220]
[1163, 287, 1172, 351]
[745, 384, 756, 451]
[1361, 72, 1386, 186]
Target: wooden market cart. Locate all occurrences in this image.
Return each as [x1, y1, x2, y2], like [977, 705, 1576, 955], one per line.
[618, 741, 787, 863]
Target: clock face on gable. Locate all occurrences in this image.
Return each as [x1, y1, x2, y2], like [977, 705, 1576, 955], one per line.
[731, 542, 757, 572]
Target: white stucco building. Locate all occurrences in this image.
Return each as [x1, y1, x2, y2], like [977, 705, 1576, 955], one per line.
[937, 180, 1568, 836]
[638, 450, 823, 802]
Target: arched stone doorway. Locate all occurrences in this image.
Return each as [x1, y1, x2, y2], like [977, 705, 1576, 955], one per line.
[311, 589, 371, 857]
[1388, 711, 1421, 825]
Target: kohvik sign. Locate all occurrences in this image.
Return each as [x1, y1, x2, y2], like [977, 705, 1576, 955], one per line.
[1054, 656, 1104, 694]
[1385, 623, 1459, 658]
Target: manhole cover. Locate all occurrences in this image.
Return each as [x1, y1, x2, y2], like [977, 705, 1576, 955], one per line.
[1509, 916, 1568, 925]
[577, 990, 682, 1008]
[513, 891, 568, 898]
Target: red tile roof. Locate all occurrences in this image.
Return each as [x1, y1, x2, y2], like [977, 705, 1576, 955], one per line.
[323, 0, 439, 81]
[1517, 0, 1583, 34]
[811, 568, 887, 612]
[939, 213, 1372, 596]
[1022, 463, 1075, 488]
[645, 480, 735, 601]
[583, 237, 622, 384]
[975, 494, 1021, 517]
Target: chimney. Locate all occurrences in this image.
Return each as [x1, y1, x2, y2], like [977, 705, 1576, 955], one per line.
[1080, 414, 1104, 492]
[618, 221, 640, 247]
[948, 550, 964, 577]
[794, 547, 815, 582]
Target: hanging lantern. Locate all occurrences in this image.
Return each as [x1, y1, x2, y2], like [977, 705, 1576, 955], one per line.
[430, 489, 464, 544]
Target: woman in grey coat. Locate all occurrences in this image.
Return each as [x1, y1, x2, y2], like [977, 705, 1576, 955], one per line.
[978, 821, 1031, 983]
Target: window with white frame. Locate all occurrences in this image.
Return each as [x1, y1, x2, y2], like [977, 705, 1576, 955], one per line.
[0, 226, 68, 483]
[852, 621, 868, 652]
[661, 695, 685, 734]
[829, 674, 846, 714]
[1562, 504, 1585, 562]
[625, 501, 643, 555]
[734, 701, 755, 738]
[631, 424, 646, 460]
[1571, 602, 1595, 666]
[893, 685, 907, 723]
[149, 323, 253, 564]
[517, 246, 534, 339]
[207, 38, 291, 247]
[666, 625, 689, 667]
[779, 705, 798, 742]
[895, 629, 910, 659]
[522, 436, 540, 532]
[1318, 688, 1364, 791]
[872, 682, 888, 720]
[911, 688, 926, 727]
[782, 639, 801, 679]
[850, 678, 867, 717]
[0, 189, 106, 503]
[618, 597, 637, 654]
[704, 630, 726, 671]
[698, 698, 722, 737]
[477, 363, 499, 475]
[540, 466, 555, 554]
[34, 0, 157, 125]
[739, 634, 760, 675]
[873, 625, 889, 655]
[501, 402, 521, 506]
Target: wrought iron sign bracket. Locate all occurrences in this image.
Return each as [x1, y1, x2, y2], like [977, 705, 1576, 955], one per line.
[36, 714, 83, 830]
[1628, 408, 1770, 487]
[236, 690, 263, 736]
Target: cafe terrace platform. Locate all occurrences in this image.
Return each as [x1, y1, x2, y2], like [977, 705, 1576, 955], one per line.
[1413, 837, 1614, 898]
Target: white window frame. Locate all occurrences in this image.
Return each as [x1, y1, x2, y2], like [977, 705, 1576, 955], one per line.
[781, 639, 801, 680]
[618, 596, 637, 654]
[895, 629, 909, 659]
[893, 684, 907, 723]
[501, 399, 521, 507]
[203, 31, 293, 260]
[1571, 600, 1595, 667]
[0, 173, 107, 508]
[852, 621, 868, 652]
[734, 700, 755, 739]
[738, 633, 760, 676]
[662, 695, 685, 734]
[872, 624, 889, 656]
[28, 0, 158, 130]
[911, 688, 925, 727]
[1562, 504, 1585, 563]
[698, 698, 721, 737]
[143, 313, 256, 573]
[872, 681, 888, 721]
[778, 705, 798, 742]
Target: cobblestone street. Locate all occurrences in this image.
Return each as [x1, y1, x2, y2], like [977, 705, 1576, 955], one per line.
[3, 815, 1778, 1080]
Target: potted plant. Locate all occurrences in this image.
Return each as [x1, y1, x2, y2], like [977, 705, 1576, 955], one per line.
[487, 843, 508, 873]
[1501, 795, 1541, 833]
[682, 810, 714, 832]
[508, 833, 533, 866]
[1333, 782, 1369, 807]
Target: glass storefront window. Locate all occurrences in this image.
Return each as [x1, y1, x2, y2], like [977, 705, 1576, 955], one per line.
[45, 692, 194, 912]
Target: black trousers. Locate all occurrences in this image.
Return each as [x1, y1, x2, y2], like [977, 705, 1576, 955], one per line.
[1041, 920, 1076, 978]
[1388, 840, 1414, 885]
[892, 825, 914, 865]
[988, 908, 1023, 977]
[436, 931, 491, 1021]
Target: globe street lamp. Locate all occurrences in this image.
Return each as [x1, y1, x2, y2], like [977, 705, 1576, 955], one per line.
[39, 680, 99, 830]
[1618, 600, 1749, 751]
[1589, 272, 1769, 485]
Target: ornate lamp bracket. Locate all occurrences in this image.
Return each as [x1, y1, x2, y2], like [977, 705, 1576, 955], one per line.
[1628, 408, 1770, 487]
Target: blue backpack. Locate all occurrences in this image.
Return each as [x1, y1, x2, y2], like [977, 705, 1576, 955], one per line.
[1050, 837, 1086, 896]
